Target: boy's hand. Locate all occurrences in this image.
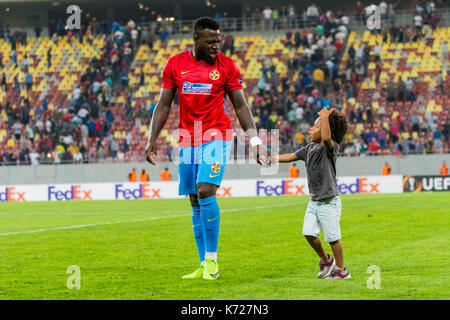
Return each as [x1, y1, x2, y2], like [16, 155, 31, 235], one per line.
[274, 154, 280, 163]
[318, 107, 335, 118]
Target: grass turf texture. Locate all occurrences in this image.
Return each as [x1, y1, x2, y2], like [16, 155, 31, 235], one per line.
[0, 193, 448, 300]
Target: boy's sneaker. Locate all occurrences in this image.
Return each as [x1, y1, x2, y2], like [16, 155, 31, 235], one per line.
[182, 265, 204, 279]
[318, 254, 335, 278]
[326, 266, 351, 280]
[203, 258, 219, 280]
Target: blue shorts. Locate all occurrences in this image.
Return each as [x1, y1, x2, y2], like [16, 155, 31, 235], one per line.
[178, 140, 233, 195]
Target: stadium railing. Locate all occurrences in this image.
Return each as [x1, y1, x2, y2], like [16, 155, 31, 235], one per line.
[142, 8, 450, 37]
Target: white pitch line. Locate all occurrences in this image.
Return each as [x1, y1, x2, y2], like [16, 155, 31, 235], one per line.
[0, 202, 300, 237]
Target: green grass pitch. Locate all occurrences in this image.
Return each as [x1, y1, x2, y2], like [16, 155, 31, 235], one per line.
[0, 193, 448, 300]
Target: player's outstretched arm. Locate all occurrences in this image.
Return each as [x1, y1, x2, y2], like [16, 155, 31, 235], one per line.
[145, 88, 176, 165]
[228, 89, 272, 165]
[276, 153, 299, 163]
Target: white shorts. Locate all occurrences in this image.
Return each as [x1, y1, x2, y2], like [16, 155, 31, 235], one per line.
[302, 196, 341, 242]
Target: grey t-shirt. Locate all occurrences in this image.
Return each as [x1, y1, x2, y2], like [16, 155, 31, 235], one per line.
[294, 141, 339, 201]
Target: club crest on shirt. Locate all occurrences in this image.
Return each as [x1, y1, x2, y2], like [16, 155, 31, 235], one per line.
[211, 162, 220, 173]
[209, 69, 220, 81]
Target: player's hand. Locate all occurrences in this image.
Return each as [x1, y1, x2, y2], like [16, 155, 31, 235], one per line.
[318, 107, 335, 118]
[253, 144, 273, 166]
[145, 141, 157, 165]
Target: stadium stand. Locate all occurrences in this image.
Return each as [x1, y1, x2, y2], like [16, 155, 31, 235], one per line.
[0, 3, 448, 165]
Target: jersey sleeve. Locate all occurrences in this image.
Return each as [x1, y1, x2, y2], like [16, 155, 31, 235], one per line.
[327, 141, 339, 157]
[226, 60, 243, 93]
[161, 57, 177, 90]
[294, 145, 309, 161]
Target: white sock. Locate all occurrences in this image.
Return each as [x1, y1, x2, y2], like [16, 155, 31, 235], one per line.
[205, 252, 217, 261]
[335, 266, 347, 273]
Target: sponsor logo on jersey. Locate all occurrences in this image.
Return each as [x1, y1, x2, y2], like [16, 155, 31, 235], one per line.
[182, 82, 212, 95]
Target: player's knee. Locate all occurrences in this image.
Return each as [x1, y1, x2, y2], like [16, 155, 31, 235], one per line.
[197, 184, 216, 199]
[189, 194, 199, 207]
[304, 235, 318, 241]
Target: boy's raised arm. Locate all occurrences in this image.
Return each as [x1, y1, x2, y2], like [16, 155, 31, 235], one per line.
[318, 107, 335, 151]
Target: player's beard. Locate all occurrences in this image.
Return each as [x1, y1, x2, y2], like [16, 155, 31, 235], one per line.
[195, 48, 216, 65]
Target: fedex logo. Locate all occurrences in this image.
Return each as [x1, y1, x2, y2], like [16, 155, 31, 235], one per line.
[337, 178, 379, 194]
[182, 82, 212, 95]
[256, 180, 305, 196]
[115, 184, 161, 200]
[0, 187, 26, 202]
[48, 185, 93, 201]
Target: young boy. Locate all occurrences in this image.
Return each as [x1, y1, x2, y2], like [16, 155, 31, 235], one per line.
[276, 107, 350, 279]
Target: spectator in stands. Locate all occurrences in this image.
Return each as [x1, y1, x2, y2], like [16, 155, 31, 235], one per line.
[73, 149, 83, 163]
[110, 138, 119, 159]
[1, 73, 6, 91]
[272, 8, 279, 30]
[29, 149, 40, 165]
[117, 149, 125, 163]
[25, 72, 33, 91]
[287, 5, 295, 28]
[34, 25, 42, 37]
[97, 145, 107, 163]
[306, 3, 319, 27]
[368, 137, 380, 156]
[14, 74, 20, 92]
[159, 27, 169, 45]
[355, 1, 364, 25]
[120, 73, 129, 89]
[22, 54, 30, 69]
[263, 6, 273, 30]
[433, 124, 443, 153]
[414, 11, 423, 34]
[425, 137, 434, 154]
[47, 47, 52, 67]
[62, 148, 73, 163]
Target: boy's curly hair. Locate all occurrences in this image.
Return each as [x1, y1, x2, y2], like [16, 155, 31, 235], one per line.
[329, 110, 348, 145]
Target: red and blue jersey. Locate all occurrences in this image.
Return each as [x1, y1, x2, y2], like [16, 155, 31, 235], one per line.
[162, 50, 243, 147]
